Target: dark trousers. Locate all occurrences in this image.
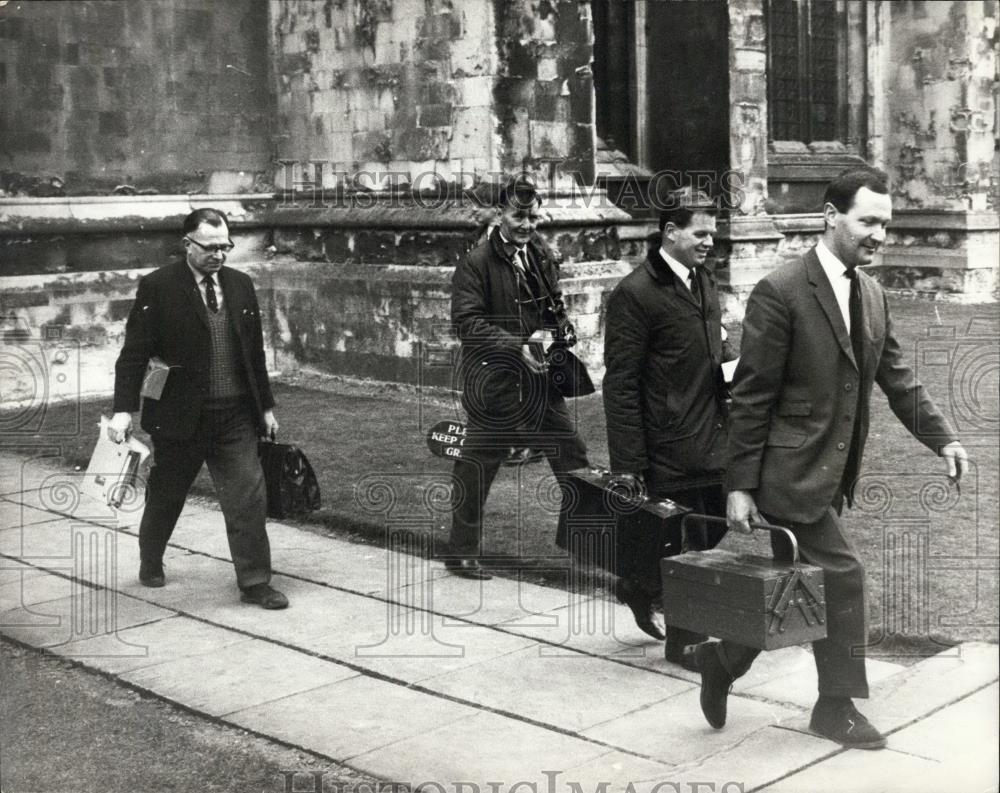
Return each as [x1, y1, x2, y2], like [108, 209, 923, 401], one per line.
[714, 506, 869, 699]
[638, 479, 728, 649]
[450, 394, 588, 557]
[139, 403, 271, 589]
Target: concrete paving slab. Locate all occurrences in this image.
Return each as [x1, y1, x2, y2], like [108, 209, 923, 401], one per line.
[116, 550, 251, 610]
[388, 569, 577, 628]
[889, 681, 998, 757]
[420, 644, 694, 733]
[350, 620, 540, 683]
[0, 498, 68, 529]
[1, 590, 174, 650]
[47, 613, 255, 674]
[760, 748, 950, 793]
[626, 724, 835, 793]
[270, 543, 430, 595]
[742, 653, 904, 709]
[584, 688, 799, 766]
[559, 751, 678, 791]
[349, 708, 613, 786]
[121, 638, 359, 718]
[194, 577, 400, 651]
[0, 567, 74, 611]
[227, 673, 482, 761]
[168, 508, 233, 556]
[498, 596, 678, 660]
[868, 641, 999, 733]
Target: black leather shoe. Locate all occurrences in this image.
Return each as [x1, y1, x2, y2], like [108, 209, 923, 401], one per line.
[240, 583, 289, 609]
[695, 642, 734, 729]
[809, 698, 887, 750]
[664, 642, 701, 672]
[139, 561, 165, 588]
[614, 580, 666, 641]
[444, 559, 492, 580]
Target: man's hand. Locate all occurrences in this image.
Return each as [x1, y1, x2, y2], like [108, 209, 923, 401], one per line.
[261, 409, 279, 441]
[521, 344, 548, 375]
[107, 412, 132, 444]
[727, 489, 761, 535]
[941, 440, 969, 483]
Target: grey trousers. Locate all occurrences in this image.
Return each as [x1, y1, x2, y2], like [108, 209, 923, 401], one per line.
[714, 505, 870, 699]
[139, 402, 271, 589]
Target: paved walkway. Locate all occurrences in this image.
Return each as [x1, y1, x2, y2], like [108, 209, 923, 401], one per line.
[1, 452, 997, 793]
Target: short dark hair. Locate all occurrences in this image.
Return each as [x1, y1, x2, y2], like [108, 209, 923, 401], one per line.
[498, 173, 541, 210]
[823, 167, 890, 214]
[658, 187, 717, 232]
[182, 207, 230, 235]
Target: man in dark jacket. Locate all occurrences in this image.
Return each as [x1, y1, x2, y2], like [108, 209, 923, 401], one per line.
[107, 208, 287, 609]
[448, 175, 589, 579]
[603, 188, 730, 660]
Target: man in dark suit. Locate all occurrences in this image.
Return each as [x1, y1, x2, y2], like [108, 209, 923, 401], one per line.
[603, 188, 730, 662]
[448, 174, 589, 579]
[108, 208, 288, 609]
[696, 168, 968, 748]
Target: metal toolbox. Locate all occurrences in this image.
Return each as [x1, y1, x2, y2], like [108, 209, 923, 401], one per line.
[660, 516, 827, 651]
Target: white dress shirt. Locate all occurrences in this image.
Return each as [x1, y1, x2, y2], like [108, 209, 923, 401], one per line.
[187, 264, 224, 311]
[815, 240, 852, 332]
[659, 246, 696, 292]
[498, 229, 528, 271]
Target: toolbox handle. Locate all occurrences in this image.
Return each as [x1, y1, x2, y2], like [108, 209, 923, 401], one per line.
[680, 513, 799, 564]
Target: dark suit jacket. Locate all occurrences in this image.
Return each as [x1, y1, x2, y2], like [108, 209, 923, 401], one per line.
[603, 248, 728, 484]
[726, 247, 958, 524]
[451, 228, 563, 424]
[113, 261, 275, 441]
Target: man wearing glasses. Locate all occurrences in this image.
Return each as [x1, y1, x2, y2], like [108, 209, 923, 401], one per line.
[108, 208, 287, 609]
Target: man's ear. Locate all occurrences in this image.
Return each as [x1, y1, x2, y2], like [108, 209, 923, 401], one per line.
[822, 202, 839, 228]
[662, 221, 678, 242]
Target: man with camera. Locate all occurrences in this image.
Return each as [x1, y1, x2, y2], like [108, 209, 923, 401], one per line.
[447, 174, 590, 579]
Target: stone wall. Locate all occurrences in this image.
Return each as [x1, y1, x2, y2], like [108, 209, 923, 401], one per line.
[271, 0, 596, 189]
[0, 0, 272, 196]
[0, 193, 632, 406]
[886, 0, 998, 212]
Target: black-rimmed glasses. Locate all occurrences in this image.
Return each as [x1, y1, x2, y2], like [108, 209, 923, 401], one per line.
[185, 237, 235, 254]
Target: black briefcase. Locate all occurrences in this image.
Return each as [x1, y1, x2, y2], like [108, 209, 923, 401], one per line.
[555, 467, 690, 578]
[258, 441, 322, 519]
[660, 515, 827, 650]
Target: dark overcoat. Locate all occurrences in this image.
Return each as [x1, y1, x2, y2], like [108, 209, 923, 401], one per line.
[603, 248, 728, 485]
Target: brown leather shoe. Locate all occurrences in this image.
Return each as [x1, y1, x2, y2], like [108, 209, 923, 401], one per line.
[444, 559, 493, 580]
[240, 583, 289, 609]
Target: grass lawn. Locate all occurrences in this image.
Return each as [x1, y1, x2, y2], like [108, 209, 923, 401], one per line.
[7, 298, 998, 652]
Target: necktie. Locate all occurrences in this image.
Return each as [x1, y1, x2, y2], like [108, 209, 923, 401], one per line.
[203, 275, 219, 313]
[688, 267, 705, 314]
[688, 267, 700, 297]
[845, 268, 863, 370]
[842, 267, 865, 506]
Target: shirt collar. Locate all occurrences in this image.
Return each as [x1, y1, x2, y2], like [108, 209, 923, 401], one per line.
[816, 240, 852, 282]
[658, 246, 694, 285]
[497, 228, 527, 257]
[188, 263, 217, 285]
